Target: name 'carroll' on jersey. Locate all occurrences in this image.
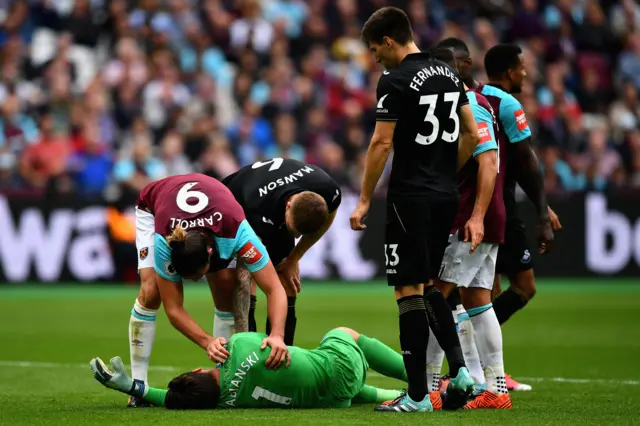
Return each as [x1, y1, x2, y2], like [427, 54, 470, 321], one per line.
[376, 53, 468, 202]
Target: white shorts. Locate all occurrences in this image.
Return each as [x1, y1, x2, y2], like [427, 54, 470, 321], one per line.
[439, 231, 498, 290]
[135, 207, 155, 270]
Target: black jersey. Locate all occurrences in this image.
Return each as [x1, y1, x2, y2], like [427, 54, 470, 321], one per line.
[376, 52, 469, 201]
[222, 158, 341, 240]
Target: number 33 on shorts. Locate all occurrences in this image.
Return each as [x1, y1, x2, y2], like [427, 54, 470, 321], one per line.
[384, 244, 399, 267]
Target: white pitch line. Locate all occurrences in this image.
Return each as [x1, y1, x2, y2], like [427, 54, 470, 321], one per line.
[1, 361, 638, 386]
[365, 371, 640, 385]
[517, 376, 640, 386]
[0, 360, 181, 372]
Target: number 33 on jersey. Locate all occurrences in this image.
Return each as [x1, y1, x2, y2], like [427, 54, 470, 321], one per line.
[375, 53, 469, 201]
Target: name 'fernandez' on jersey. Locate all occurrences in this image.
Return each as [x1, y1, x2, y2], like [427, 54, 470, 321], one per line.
[376, 52, 469, 201]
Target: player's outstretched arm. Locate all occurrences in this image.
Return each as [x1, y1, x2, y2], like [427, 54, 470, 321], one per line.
[90, 356, 168, 407]
[458, 104, 481, 170]
[252, 261, 291, 369]
[156, 276, 217, 353]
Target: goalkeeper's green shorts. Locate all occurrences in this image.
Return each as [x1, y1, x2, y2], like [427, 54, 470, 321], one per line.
[318, 329, 369, 404]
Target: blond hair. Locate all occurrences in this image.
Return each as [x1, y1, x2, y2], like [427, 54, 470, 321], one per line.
[166, 225, 188, 248]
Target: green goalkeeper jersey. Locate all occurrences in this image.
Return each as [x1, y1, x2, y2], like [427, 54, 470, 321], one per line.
[217, 331, 368, 409]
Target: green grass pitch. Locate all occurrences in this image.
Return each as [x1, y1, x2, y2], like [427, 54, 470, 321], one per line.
[1, 279, 639, 425]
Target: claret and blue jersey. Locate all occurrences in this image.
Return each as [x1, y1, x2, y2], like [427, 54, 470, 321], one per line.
[477, 83, 532, 146]
[135, 174, 270, 283]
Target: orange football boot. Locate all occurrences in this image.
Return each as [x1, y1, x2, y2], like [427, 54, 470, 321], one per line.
[463, 391, 512, 409]
[429, 391, 442, 410]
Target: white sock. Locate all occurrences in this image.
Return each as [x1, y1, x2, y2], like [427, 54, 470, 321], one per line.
[129, 299, 157, 384]
[455, 304, 485, 386]
[213, 309, 235, 340]
[426, 325, 445, 393]
[469, 304, 507, 394]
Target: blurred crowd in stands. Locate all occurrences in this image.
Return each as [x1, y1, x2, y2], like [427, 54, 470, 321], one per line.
[0, 0, 639, 202]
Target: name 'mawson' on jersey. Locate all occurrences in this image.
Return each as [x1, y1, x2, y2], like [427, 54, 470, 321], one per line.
[257, 164, 315, 197]
[376, 52, 469, 201]
[222, 158, 341, 239]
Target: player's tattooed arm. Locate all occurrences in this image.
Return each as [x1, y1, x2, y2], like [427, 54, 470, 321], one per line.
[232, 266, 251, 333]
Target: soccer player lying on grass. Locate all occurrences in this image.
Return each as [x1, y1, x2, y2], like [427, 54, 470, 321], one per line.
[91, 327, 443, 410]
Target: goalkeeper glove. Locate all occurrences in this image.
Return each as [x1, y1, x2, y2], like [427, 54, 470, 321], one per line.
[90, 356, 147, 398]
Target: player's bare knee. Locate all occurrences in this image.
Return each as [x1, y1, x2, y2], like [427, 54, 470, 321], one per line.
[394, 283, 424, 299]
[512, 270, 536, 300]
[433, 278, 455, 298]
[334, 327, 359, 341]
[138, 268, 161, 309]
[460, 287, 491, 309]
[208, 270, 235, 311]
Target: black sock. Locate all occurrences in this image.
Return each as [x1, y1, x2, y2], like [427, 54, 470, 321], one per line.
[493, 287, 528, 324]
[446, 287, 461, 311]
[397, 295, 429, 402]
[284, 296, 297, 346]
[248, 295, 257, 332]
[423, 286, 465, 378]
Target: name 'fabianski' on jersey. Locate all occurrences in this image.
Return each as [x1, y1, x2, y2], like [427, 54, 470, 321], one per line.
[375, 52, 469, 202]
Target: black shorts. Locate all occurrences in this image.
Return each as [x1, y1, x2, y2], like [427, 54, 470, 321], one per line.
[495, 216, 534, 276]
[385, 198, 458, 287]
[263, 234, 295, 267]
[209, 255, 234, 273]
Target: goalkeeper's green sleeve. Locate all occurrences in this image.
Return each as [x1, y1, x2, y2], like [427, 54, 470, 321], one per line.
[142, 387, 168, 407]
[128, 381, 168, 407]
